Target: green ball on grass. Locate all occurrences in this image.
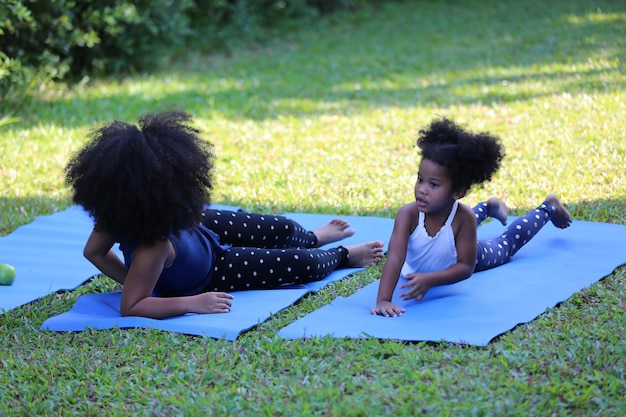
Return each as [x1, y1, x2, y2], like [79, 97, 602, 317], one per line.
[0, 263, 16, 286]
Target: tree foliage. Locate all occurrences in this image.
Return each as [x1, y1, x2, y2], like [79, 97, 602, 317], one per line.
[0, 0, 366, 107]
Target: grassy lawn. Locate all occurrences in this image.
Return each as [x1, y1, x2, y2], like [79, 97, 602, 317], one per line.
[1, 0, 625, 415]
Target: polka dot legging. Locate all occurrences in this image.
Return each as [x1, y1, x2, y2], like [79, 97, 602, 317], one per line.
[472, 200, 554, 272]
[201, 209, 350, 291]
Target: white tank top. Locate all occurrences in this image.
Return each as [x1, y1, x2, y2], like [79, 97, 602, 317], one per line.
[400, 200, 458, 276]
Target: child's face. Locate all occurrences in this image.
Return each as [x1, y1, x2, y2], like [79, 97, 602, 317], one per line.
[414, 158, 457, 214]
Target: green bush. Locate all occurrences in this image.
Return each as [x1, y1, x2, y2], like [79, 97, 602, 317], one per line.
[0, 0, 193, 107]
[0, 0, 368, 108]
[186, 0, 366, 54]
[67, 1, 194, 75]
[0, 1, 68, 103]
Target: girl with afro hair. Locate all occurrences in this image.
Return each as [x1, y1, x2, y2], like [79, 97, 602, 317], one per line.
[66, 109, 384, 319]
[371, 117, 572, 317]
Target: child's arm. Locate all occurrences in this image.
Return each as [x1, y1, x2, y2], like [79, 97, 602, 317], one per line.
[399, 204, 477, 300]
[371, 204, 415, 317]
[83, 229, 128, 284]
[120, 241, 233, 318]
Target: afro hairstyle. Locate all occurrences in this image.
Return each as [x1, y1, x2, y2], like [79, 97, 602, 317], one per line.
[416, 117, 505, 192]
[65, 109, 215, 244]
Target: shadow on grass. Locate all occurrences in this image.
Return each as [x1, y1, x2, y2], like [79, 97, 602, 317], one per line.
[0, 196, 73, 236]
[207, 196, 626, 226]
[10, 0, 626, 127]
[2, 195, 624, 238]
[494, 197, 626, 225]
[565, 197, 626, 224]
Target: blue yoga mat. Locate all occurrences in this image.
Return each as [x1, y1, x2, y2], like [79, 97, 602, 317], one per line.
[39, 209, 394, 340]
[278, 218, 626, 345]
[45, 289, 311, 341]
[0, 205, 103, 313]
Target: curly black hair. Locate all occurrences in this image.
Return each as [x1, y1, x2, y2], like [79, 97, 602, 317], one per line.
[416, 117, 505, 192]
[65, 109, 215, 244]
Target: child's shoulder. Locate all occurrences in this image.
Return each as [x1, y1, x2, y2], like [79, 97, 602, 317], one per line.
[394, 202, 421, 230]
[396, 201, 420, 217]
[455, 202, 478, 223]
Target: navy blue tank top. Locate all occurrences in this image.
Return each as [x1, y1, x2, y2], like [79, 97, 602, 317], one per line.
[120, 224, 229, 297]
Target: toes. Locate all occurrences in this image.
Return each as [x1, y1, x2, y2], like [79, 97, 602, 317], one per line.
[331, 219, 350, 229]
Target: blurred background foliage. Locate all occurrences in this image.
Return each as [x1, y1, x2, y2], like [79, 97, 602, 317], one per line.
[0, 0, 366, 107]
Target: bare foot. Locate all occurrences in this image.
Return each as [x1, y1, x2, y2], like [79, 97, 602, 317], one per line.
[314, 219, 355, 247]
[546, 194, 572, 229]
[345, 241, 384, 267]
[487, 197, 509, 225]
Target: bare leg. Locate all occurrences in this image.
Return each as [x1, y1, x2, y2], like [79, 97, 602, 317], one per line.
[487, 197, 509, 226]
[344, 241, 384, 267]
[314, 219, 355, 247]
[546, 194, 572, 229]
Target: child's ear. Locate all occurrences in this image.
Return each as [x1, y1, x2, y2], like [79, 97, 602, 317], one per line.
[454, 187, 468, 200]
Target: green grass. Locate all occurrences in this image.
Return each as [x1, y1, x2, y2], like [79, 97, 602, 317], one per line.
[1, 0, 625, 415]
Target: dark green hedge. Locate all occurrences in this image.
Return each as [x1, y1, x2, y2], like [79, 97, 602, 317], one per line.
[0, 0, 365, 107]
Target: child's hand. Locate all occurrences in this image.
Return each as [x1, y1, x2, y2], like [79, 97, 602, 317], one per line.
[400, 273, 431, 301]
[193, 291, 234, 314]
[371, 300, 406, 317]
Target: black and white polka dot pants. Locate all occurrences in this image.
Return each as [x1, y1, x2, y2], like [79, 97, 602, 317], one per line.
[201, 209, 349, 291]
[473, 200, 554, 272]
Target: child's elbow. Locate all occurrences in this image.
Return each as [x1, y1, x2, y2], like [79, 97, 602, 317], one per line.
[120, 304, 135, 317]
[120, 299, 146, 318]
[82, 245, 100, 263]
[82, 248, 94, 262]
[466, 266, 476, 278]
[460, 263, 475, 280]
